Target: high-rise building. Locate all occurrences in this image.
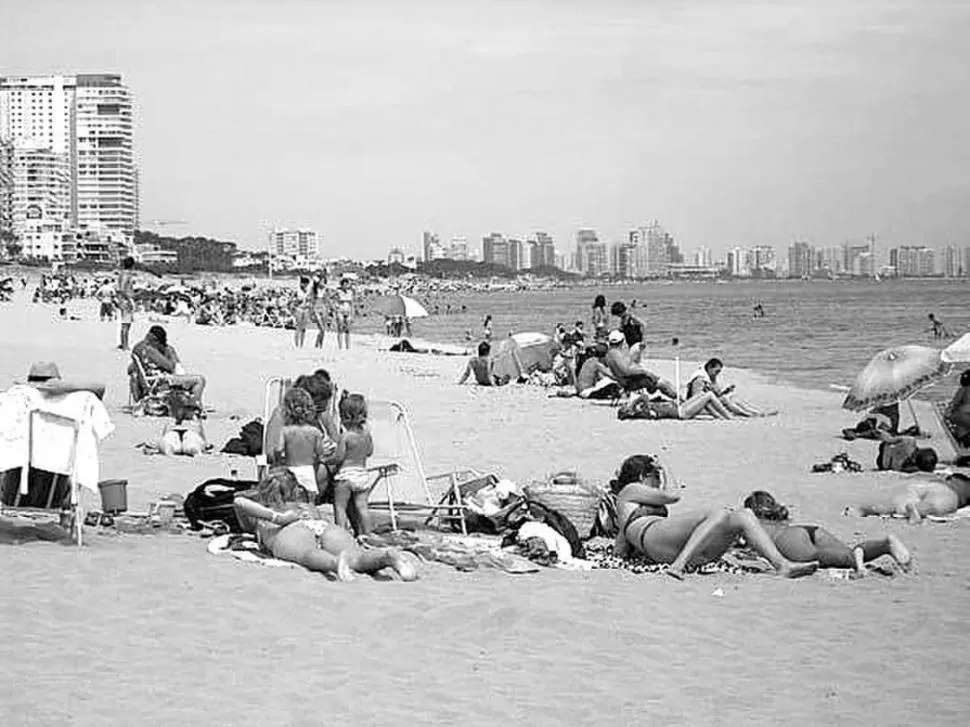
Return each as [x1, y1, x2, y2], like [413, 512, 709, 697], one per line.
[508, 238, 523, 271]
[482, 232, 510, 267]
[889, 246, 935, 277]
[628, 221, 681, 276]
[534, 231, 556, 268]
[575, 229, 607, 276]
[943, 246, 961, 278]
[0, 74, 138, 234]
[10, 143, 72, 236]
[610, 242, 638, 278]
[751, 245, 776, 272]
[788, 241, 814, 278]
[0, 137, 12, 241]
[268, 228, 320, 263]
[421, 230, 448, 261]
[448, 236, 468, 261]
[693, 246, 712, 267]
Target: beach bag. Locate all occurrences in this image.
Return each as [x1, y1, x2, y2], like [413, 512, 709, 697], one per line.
[183, 477, 258, 532]
[501, 499, 585, 559]
[221, 419, 264, 456]
[524, 471, 605, 539]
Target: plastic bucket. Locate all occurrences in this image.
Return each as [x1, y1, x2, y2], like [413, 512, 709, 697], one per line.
[98, 479, 128, 514]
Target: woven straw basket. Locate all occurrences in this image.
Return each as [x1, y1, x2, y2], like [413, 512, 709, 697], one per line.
[524, 471, 605, 538]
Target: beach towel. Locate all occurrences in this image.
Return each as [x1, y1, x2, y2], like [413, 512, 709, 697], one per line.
[584, 538, 774, 575]
[207, 533, 297, 568]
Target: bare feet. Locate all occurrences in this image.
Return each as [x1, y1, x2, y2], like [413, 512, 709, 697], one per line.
[335, 551, 355, 582]
[387, 550, 419, 581]
[887, 534, 912, 571]
[777, 560, 818, 579]
[613, 532, 631, 559]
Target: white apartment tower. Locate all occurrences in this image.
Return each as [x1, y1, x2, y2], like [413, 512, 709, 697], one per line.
[0, 74, 139, 235]
[269, 228, 320, 263]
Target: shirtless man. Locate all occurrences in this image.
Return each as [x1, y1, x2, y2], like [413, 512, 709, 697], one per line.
[457, 342, 509, 387]
[129, 325, 207, 406]
[603, 330, 678, 400]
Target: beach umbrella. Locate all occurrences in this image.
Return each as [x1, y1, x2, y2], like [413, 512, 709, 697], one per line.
[942, 333, 970, 364]
[373, 294, 429, 319]
[842, 345, 952, 412]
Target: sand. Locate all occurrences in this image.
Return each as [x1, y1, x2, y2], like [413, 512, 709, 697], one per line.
[2, 294, 970, 726]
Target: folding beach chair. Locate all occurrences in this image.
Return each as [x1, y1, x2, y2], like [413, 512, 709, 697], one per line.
[365, 399, 488, 534]
[254, 376, 292, 480]
[0, 409, 84, 546]
[931, 401, 970, 462]
[128, 352, 171, 413]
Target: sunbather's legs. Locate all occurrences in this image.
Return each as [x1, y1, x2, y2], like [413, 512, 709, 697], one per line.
[271, 523, 346, 578]
[678, 392, 730, 419]
[654, 508, 817, 579]
[721, 396, 776, 418]
[181, 429, 205, 456]
[317, 525, 418, 581]
[775, 526, 855, 569]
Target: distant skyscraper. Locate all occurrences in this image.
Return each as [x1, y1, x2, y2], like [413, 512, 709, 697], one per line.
[534, 231, 556, 268]
[943, 245, 960, 278]
[422, 230, 447, 262]
[9, 143, 72, 236]
[693, 246, 712, 267]
[0, 137, 12, 240]
[482, 232, 510, 268]
[890, 246, 935, 277]
[448, 235, 468, 261]
[575, 228, 607, 275]
[788, 241, 814, 278]
[0, 74, 138, 234]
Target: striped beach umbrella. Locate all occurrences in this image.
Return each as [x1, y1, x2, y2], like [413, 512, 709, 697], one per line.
[842, 345, 952, 412]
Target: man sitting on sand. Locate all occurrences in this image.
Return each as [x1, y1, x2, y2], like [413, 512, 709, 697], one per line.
[875, 434, 938, 473]
[457, 342, 510, 387]
[687, 358, 777, 417]
[575, 342, 621, 399]
[129, 325, 207, 407]
[603, 330, 679, 400]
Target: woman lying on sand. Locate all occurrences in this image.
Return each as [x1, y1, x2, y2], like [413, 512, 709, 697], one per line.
[851, 473, 970, 524]
[612, 455, 818, 579]
[617, 391, 735, 420]
[233, 468, 418, 582]
[743, 491, 910, 576]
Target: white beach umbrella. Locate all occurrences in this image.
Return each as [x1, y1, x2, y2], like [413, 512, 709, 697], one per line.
[942, 333, 970, 363]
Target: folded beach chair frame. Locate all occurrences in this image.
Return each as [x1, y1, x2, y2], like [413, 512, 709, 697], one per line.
[254, 376, 293, 481]
[0, 409, 84, 546]
[365, 399, 487, 534]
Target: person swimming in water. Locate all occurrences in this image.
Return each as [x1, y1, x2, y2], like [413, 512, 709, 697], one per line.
[753, 302, 765, 319]
[927, 313, 950, 339]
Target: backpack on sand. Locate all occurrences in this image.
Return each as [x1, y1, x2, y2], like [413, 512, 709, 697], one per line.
[183, 478, 258, 532]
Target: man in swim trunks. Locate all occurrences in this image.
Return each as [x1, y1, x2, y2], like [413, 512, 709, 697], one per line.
[575, 343, 620, 399]
[603, 330, 678, 399]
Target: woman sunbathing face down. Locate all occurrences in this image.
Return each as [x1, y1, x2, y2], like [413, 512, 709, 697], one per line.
[743, 490, 910, 576]
[853, 473, 970, 524]
[232, 468, 417, 582]
[612, 455, 818, 580]
[158, 391, 207, 456]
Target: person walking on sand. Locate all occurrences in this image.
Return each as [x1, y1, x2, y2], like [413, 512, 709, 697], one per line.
[743, 491, 910, 577]
[482, 314, 493, 342]
[612, 455, 818, 580]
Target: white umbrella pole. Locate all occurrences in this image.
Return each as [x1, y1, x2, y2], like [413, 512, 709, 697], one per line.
[675, 356, 681, 402]
[906, 398, 920, 432]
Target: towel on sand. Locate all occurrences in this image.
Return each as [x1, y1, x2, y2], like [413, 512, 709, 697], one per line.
[207, 533, 297, 568]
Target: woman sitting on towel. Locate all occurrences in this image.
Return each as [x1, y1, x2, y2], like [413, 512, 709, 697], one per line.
[612, 455, 818, 579]
[852, 472, 970, 524]
[743, 491, 910, 576]
[233, 467, 418, 581]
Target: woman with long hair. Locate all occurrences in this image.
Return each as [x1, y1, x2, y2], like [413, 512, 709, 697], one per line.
[744, 490, 910, 576]
[612, 455, 818, 579]
[309, 270, 330, 349]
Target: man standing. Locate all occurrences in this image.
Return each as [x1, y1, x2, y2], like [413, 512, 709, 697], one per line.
[116, 257, 135, 350]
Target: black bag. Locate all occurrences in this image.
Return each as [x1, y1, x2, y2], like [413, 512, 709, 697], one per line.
[183, 478, 258, 532]
[502, 499, 585, 560]
[220, 419, 264, 457]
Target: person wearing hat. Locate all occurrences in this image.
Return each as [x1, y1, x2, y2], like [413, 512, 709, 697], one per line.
[25, 362, 106, 400]
[610, 301, 646, 363]
[128, 325, 207, 407]
[602, 329, 679, 400]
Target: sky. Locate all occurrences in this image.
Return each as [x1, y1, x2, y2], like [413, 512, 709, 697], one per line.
[4, 0, 970, 259]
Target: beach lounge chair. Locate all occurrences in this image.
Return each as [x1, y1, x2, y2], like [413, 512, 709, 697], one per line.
[931, 401, 970, 462]
[0, 409, 84, 546]
[905, 400, 970, 464]
[365, 399, 488, 534]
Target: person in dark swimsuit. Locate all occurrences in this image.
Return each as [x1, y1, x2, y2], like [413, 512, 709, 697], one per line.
[610, 301, 646, 362]
[612, 455, 818, 580]
[744, 491, 910, 576]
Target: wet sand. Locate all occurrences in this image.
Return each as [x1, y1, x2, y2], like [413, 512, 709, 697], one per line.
[2, 297, 969, 725]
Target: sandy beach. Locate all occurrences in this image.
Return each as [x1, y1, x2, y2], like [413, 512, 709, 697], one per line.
[3, 297, 970, 726]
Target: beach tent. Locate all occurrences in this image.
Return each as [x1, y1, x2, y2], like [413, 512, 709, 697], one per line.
[491, 333, 558, 381]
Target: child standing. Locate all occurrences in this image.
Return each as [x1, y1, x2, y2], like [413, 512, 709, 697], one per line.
[277, 388, 337, 497]
[333, 393, 375, 534]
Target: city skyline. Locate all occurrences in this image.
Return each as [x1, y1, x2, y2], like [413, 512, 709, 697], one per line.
[4, 0, 970, 259]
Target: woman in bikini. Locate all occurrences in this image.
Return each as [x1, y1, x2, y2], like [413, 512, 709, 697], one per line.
[612, 455, 818, 579]
[744, 490, 911, 576]
[233, 467, 418, 582]
[853, 472, 970, 524]
[336, 279, 354, 350]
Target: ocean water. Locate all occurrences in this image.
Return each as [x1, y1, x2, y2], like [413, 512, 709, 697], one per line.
[362, 279, 969, 401]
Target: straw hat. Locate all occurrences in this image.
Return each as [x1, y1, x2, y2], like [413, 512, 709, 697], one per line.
[27, 361, 61, 382]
